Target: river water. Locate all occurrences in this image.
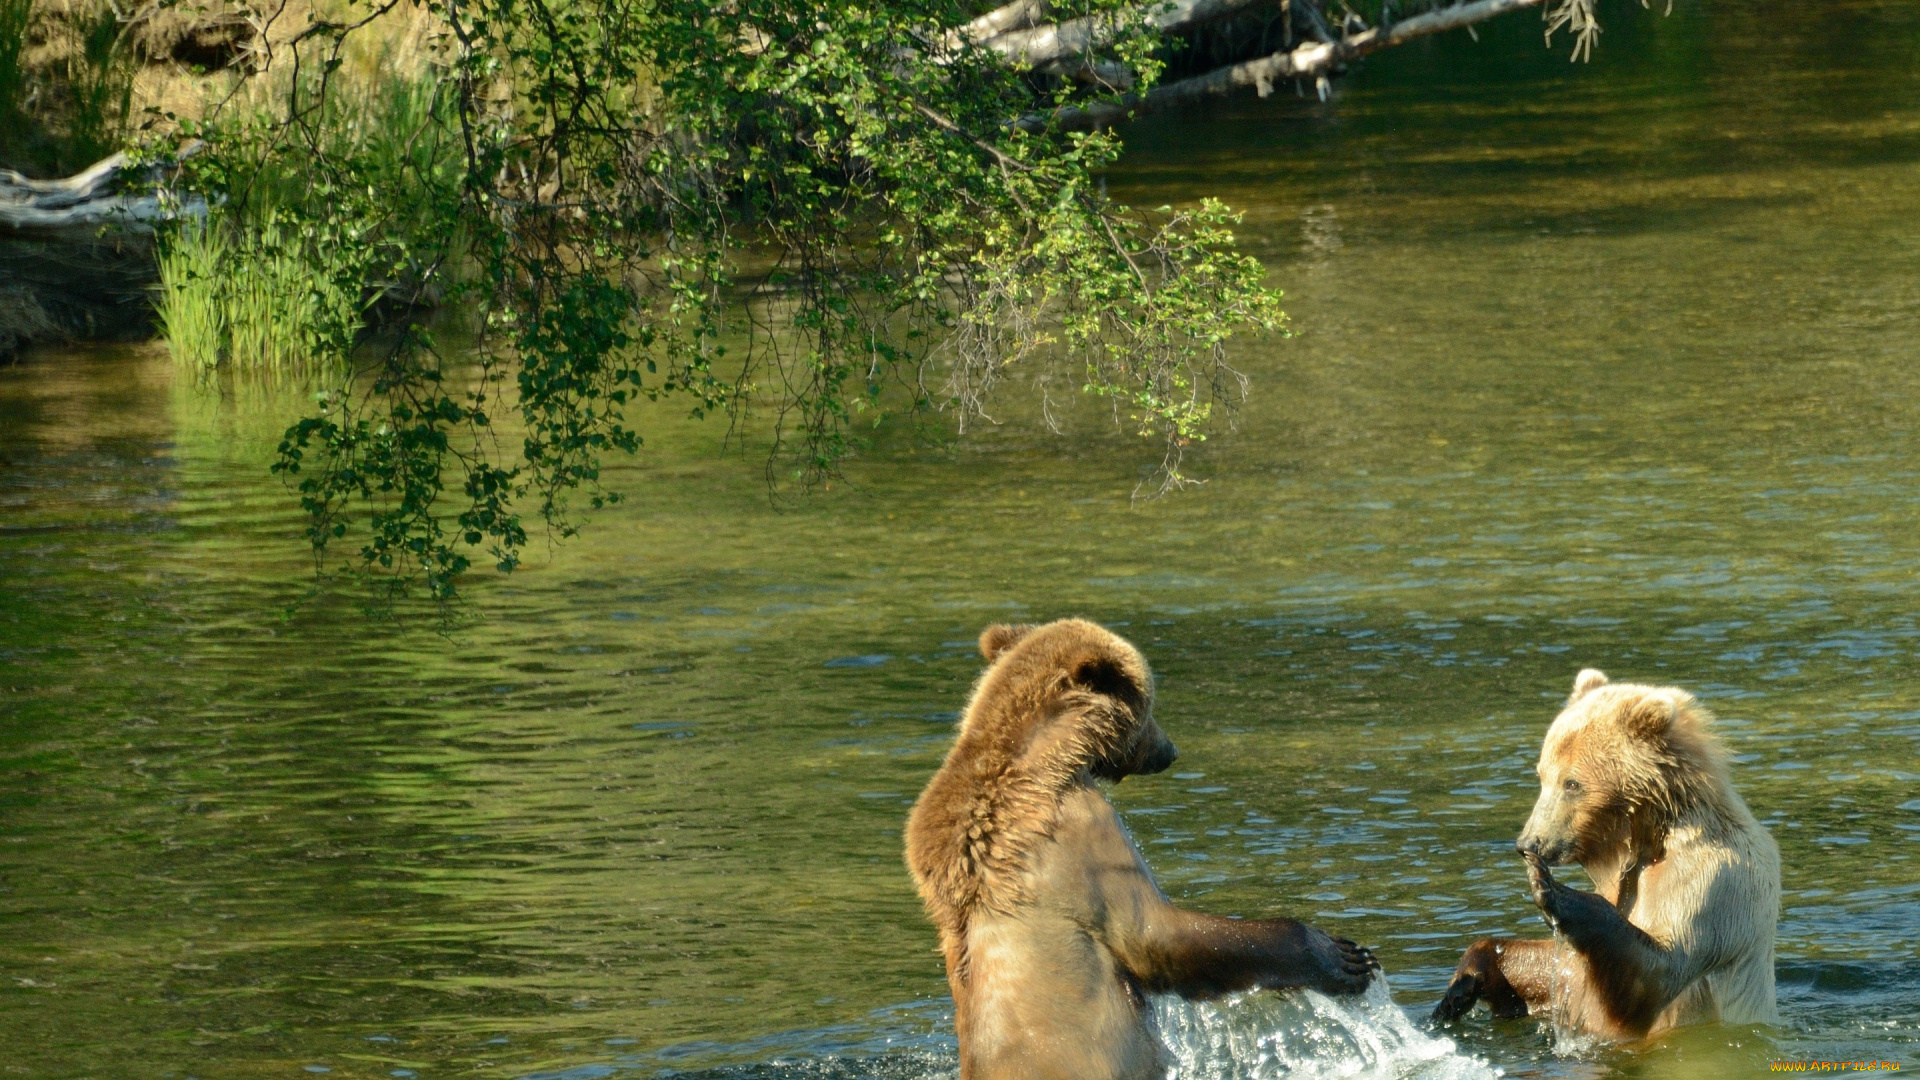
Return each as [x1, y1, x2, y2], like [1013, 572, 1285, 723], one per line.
[3, 2, 1918, 1077]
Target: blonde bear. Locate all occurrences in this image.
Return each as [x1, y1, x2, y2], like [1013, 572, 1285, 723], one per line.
[1432, 669, 1780, 1039]
[905, 619, 1376, 1080]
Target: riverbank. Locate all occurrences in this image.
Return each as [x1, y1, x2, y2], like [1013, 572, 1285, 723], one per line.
[0, 0, 440, 358]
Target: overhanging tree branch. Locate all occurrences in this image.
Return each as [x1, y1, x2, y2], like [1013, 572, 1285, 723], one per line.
[66, 0, 1632, 603]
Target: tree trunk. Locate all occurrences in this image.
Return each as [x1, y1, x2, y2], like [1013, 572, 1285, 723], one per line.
[0, 151, 204, 238]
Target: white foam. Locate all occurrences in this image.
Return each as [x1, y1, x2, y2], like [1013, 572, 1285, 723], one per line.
[1151, 978, 1503, 1080]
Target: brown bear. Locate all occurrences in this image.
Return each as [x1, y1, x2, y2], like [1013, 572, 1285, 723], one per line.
[1431, 668, 1780, 1039]
[905, 619, 1377, 1080]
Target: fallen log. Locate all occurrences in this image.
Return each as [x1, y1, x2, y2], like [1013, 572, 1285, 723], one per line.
[1042, 0, 1549, 130]
[948, 0, 1049, 48]
[0, 148, 205, 238]
[0, 149, 206, 358]
[972, 0, 1272, 66]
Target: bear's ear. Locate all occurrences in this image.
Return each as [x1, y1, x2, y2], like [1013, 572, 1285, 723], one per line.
[1072, 655, 1140, 700]
[1571, 668, 1609, 700]
[979, 623, 1033, 661]
[1623, 692, 1677, 742]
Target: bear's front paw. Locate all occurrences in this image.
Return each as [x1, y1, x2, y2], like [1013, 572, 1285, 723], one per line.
[1307, 927, 1377, 995]
[1524, 852, 1617, 948]
[1432, 938, 1524, 1023]
[1431, 969, 1482, 1023]
[1523, 852, 1564, 928]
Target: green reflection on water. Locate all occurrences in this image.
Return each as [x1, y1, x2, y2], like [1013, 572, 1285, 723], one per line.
[4, 2, 1920, 1077]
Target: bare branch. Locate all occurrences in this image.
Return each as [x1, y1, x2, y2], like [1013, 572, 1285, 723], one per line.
[1543, 0, 1600, 62]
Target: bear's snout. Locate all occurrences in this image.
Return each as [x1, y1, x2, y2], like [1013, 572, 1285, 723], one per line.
[1516, 833, 1576, 866]
[1139, 736, 1178, 775]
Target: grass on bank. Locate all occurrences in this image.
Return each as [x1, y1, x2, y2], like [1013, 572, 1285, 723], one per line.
[155, 19, 464, 375]
[155, 218, 226, 371]
[159, 211, 371, 375]
[0, 0, 29, 138]
[0, 0, 139, 174]
[0, 0, 455, 374]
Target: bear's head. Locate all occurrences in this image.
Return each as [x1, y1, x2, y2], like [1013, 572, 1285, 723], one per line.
[971, 619, 1176, 781]
[1517, 669, 1729, 869]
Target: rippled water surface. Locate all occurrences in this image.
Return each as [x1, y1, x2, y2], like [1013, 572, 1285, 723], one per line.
[4, 2, 1920, 1077]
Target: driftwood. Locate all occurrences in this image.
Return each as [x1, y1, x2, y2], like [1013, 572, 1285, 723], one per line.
[971, 0, 1275, 66]
[949, 0, 1050, 47]
[952, 0, 1554, 129]
[0, 149, 205, 238]
[0, 149, 205, 357]
[1051, 0, 1550, 129]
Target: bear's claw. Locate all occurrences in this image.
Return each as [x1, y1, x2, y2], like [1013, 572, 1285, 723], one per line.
[1431, 971, 1481, 1022]
[1525, 850, 1620, 948]
[1305, 930, 1382, 991]
[1340, 937, 1378, 984]
[1524, 851, 1565, 929]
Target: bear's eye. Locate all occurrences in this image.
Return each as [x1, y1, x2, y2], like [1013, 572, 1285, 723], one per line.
[1562, 777, 1582, 793]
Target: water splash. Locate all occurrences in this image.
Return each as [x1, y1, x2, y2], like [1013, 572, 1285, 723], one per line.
[1545, 933, 1602, 1059]
[559, 983, 1499, 1079]
[1152, 978, 1502, 1080]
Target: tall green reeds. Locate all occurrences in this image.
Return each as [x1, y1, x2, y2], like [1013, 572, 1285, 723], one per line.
[159, 55, 464, 375]
[156, 219, 227, 372]
[158, 211, 366, 375]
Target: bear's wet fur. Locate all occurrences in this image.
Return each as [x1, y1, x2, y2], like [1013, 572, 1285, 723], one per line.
[1433, 669, 1780, 1039]
[906, 619, 1165, 944]
[906, 619, 1376, 1080]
